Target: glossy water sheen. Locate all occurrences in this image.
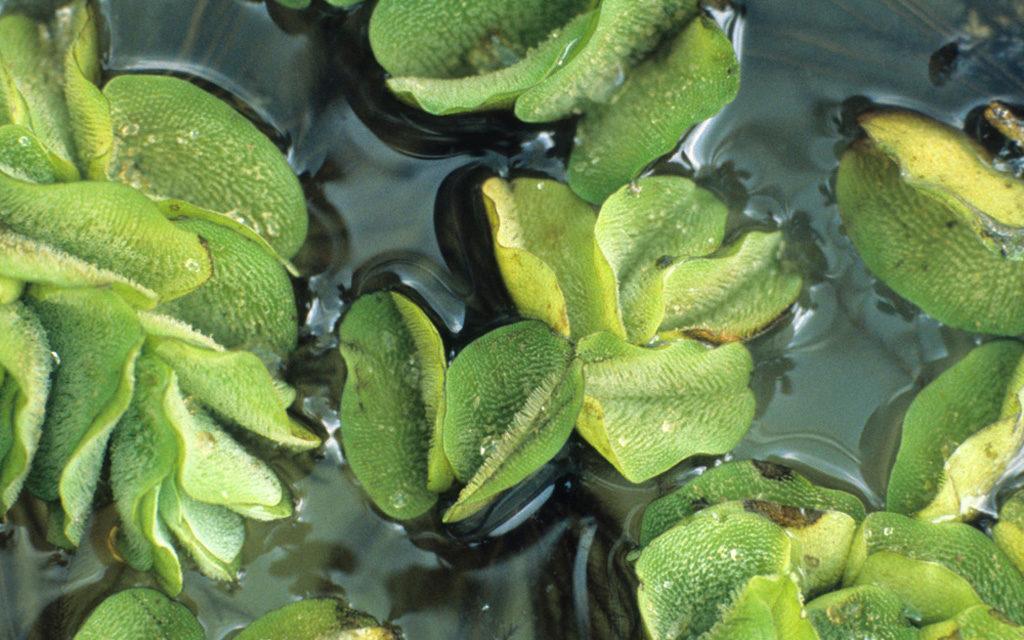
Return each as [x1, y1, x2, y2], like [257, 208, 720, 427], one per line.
[1, 0, 1022, 638]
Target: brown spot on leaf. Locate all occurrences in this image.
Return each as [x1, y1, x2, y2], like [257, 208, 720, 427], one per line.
[803, 554, 820, 567]
[744, 500, 823, 527]
[752, 460, 793, 481]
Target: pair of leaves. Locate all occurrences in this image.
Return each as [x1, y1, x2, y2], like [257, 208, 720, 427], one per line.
[370, 0, 739, 202]
[837, 109, 1024, 335]
[886, 340, 1024, 523]
[72, 590, 397, 640]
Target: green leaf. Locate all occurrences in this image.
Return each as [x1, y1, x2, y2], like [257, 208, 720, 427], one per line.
[842, 512, 1024, 625]
[158, 477, 243, 583]
[0, 301, 51, 512]
[236, 598, 399, 640]
[62, 0, 112, 180]
[368, 0, 591, 80]
[566, 16, 740, 204]
[386, 13, 593, 115]
[0, 229, 158, 309]
[640, 459, 866, 546]
[0, 174, 213, 301]
[659, 230, 803, 343]
[103, 74, 308, 258]
[515, 0, 701, 122]
[22, 287, 143, 546]
[703, 573, 819, 640]
[575, 332, 753, 483]
[0, 124, 71, 183]
[993, 490, 1024, 575]
[859, 110, 1024, 259]
[806, 585, 920, 640]
[886, 340, 1024, 521]
[71, 588, 204, 640]
[442, 321, 582, 522]
[482, 176, 622, 340]
[920, 604, 1024, 640]
[147, 328, 319, 450]
[156, 217, 297, 353]
[837, 137, 1024, 335]
[338, 291, 447, 519]
[635, 502, 796, 640]
[594, 176, 727, 344]
[138, 482, 184, 595]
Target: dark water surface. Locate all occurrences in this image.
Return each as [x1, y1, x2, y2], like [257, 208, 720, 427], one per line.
[1, 0, 1023, 638]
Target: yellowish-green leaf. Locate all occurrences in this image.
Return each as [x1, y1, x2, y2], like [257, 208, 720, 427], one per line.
[158, 477, 243, 583]
[703, 573, 818, 640]
[842, 512, 1024, 624]
[71, 588, 204, 640]
[575, 332, 753, 483]
[515, 0, 701, 122]
[236, 598, 399, 640]
[640, 459, 866, 546]
[837, 138, 1024, 335]
[103, 74, 308, 258]
[887, 340, 1024, 521]
[595, 176, 727, 344]
[338, 291, 447, 519]
[157, 217, 297, 353]
[566, 17, 740, 204]
[482, 176, 622, 340]
[920, 605, 1024, 640]
[0, 124, 74, 183]
[993, 490, 1024, 575]
[636, 501, 796, 640]
[0, 174, 213, 301]
[660, 230, 803, 343]
[860, 110, 1024, 259]
[0, 301, 51, 512]
[62, 0, 112, 180]
[442, 321, 582, 522]
[806, 585, 920, 640]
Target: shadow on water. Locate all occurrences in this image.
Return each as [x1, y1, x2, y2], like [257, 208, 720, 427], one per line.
[1, 0, 1023, 638]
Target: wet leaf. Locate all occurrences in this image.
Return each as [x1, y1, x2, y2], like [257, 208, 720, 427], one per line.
[993, 490, 1024, 575]
[566, 16, 740, 203]
[575, 332, 753, 483]
[860, 110, 1024, 259]
[806, 585, 919, 640]
[842, 511, 1024, 625]
[659, 230, 803, 343]
[23, 286, 142, 545]
[837, 137, 1024, 335]
[442, 321, 582, 522]
[338, 291, 447, 520]
[920, 604, 1024, 640]
[157, 217, 297, 352]
[386, 13, 592, 115]
[103, 74, 308, 258]
[515, 0, 701, 122]
[887, 340, 1024, 521]
[635, 502, 796, 640]
[482, 176, 622, 340]
[594, 176, 727, 344]
[236, 598, 399, 640]
[0, 301, 51, 512]
[0, 174, 213, 301]
[71, 588, 204, 640]
[158, 477, 243, 583]
[640, 459, 866, 546]
[704, 573, 818, 640]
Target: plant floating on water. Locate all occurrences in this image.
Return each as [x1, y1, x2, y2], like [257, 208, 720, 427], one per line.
[0, 0, 319, 594]
[338, 175, 801, 522]
[837, 107, 1024, 335]
[368, 0, 740, 203]
[71, 589, 400, 640]
[634, 459, 1024, 639]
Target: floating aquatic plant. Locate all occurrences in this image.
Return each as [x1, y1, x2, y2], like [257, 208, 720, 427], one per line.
[339, 174, 799, 522]
[71, 589, 399, 640]
[368, 0, 739, 203]
[0, 0, 318, 594]
[837, 108, 1024, 335]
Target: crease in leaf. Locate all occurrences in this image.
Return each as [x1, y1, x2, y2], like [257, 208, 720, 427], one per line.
[659, 230, 803, 343]
[595, 176, 727, 344]
[575, 331, 754, 483]
[158, 477, 243, 583]
[702, 573, 818, 640]
[0, 123, 76, 183]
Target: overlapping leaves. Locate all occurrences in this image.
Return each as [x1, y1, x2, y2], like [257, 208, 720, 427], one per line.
[0, 0, 317, 595]
[339, 174, 800, 522]
[368, 0, 739, 203]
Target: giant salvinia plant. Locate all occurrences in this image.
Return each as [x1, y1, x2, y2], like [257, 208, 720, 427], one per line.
[0, 0, 319, 594]
[338, 174, 802, 523]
